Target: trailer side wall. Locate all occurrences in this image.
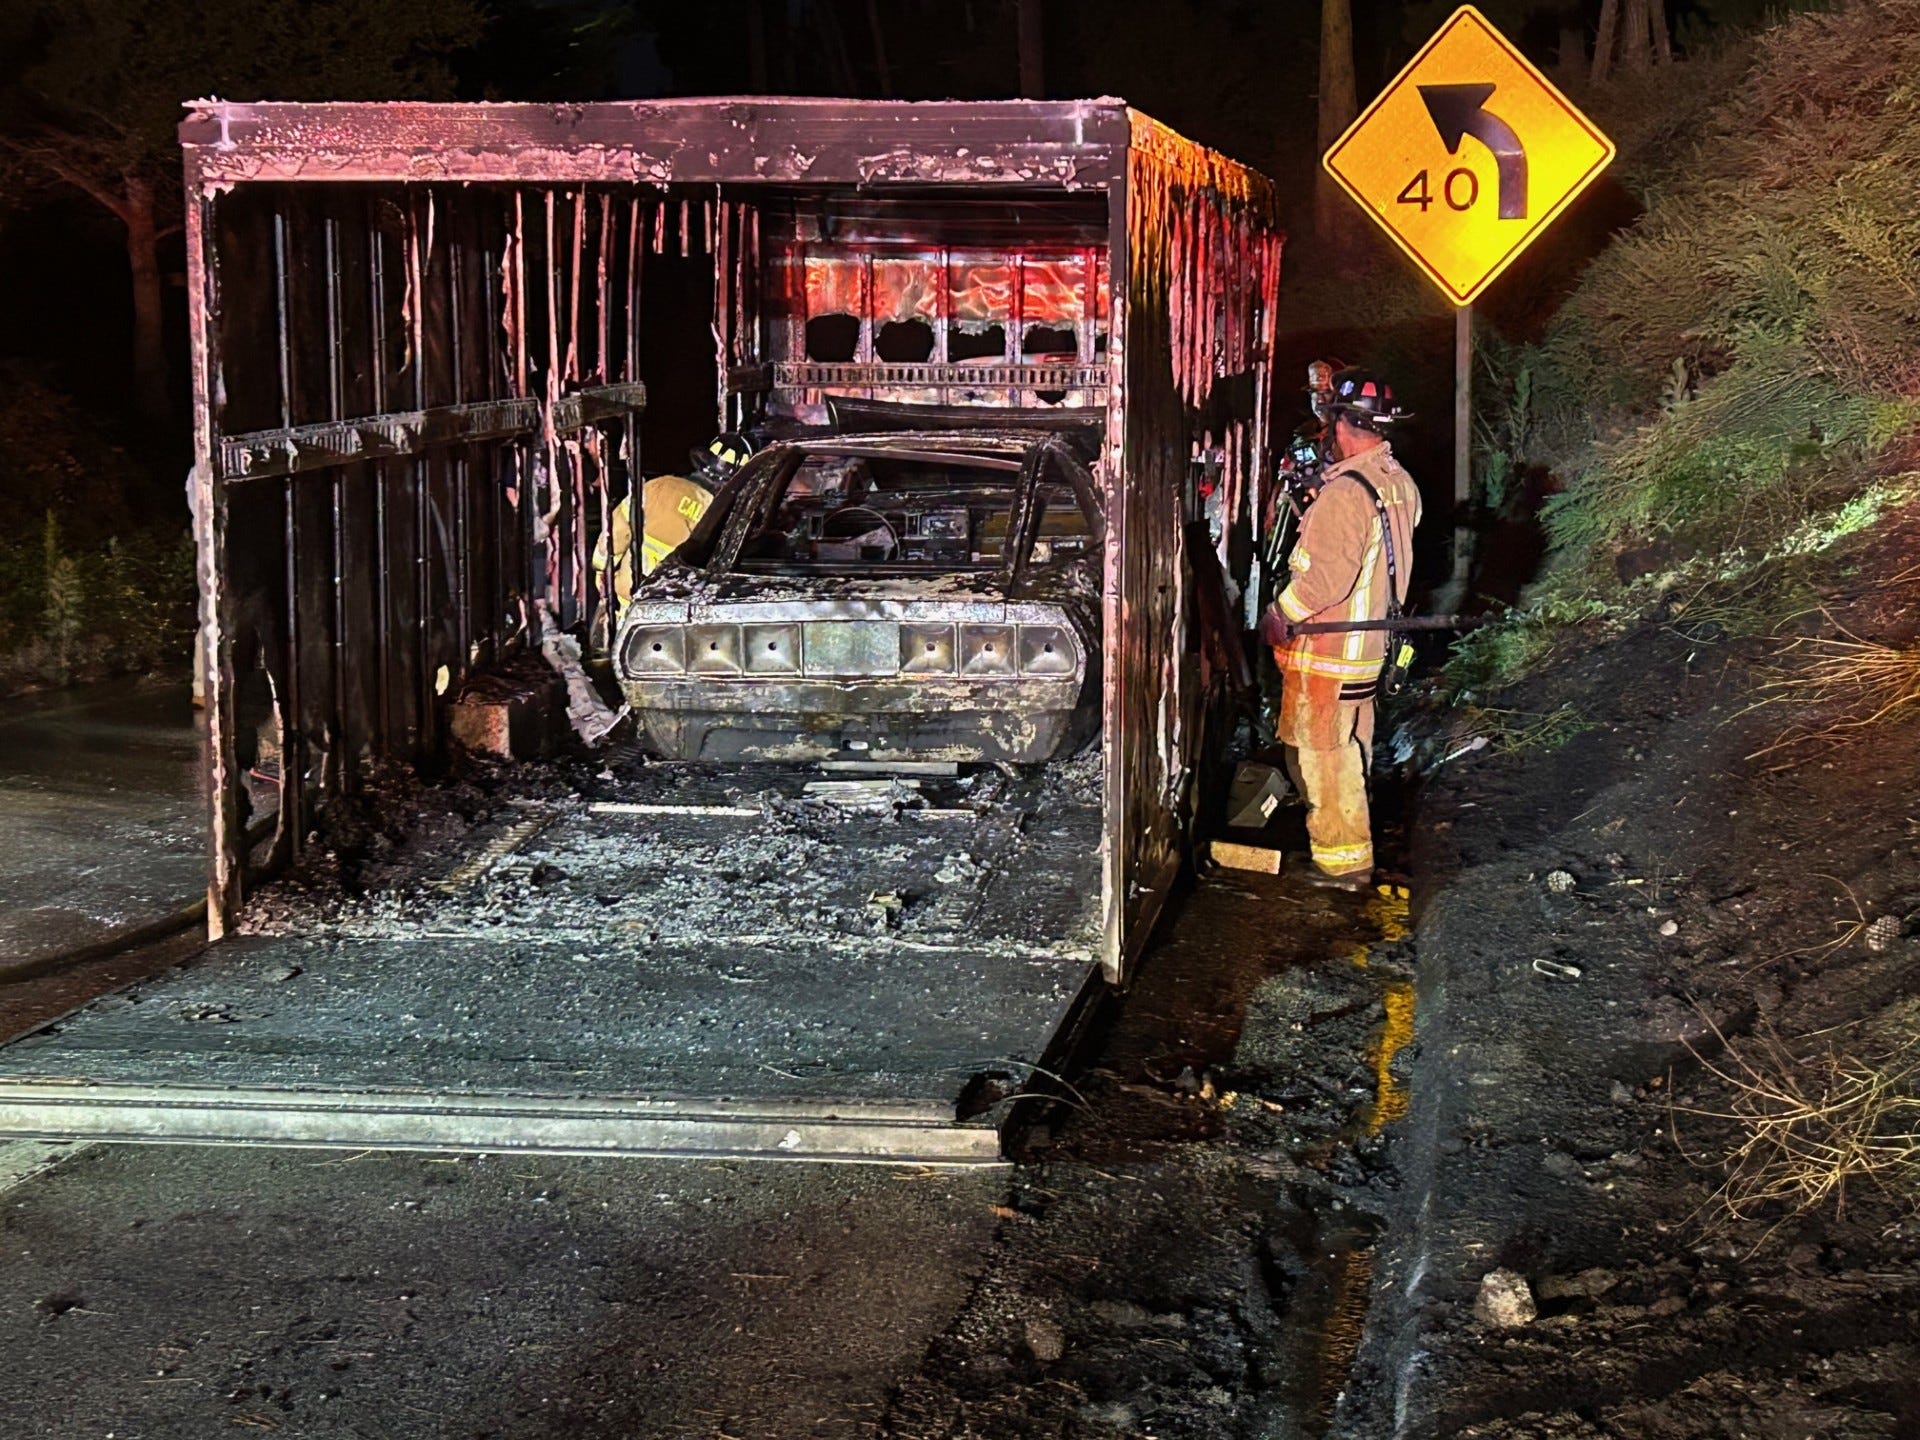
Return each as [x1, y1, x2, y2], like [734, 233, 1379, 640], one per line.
[1104, 116, 1284, 977]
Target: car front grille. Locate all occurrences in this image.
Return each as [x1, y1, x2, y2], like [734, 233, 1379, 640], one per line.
[620, 617, 1081, 682]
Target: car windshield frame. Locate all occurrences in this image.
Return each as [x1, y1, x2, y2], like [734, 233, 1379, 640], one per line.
[687, 435, 1100, 582]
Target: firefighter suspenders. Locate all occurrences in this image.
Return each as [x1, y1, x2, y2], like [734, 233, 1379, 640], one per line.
[1346, 473, 1403, 624]
[1345, 471, 1415, 700]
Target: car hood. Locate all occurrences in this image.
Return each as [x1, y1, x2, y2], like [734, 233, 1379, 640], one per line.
[629, 561, 1098, 616]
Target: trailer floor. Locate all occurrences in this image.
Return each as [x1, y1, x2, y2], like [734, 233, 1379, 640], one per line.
[0, 751, 1103, 1164]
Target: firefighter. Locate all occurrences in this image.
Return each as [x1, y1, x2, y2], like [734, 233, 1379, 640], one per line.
[1258, 367, 1420, 891]
[592, 432, 754, 610]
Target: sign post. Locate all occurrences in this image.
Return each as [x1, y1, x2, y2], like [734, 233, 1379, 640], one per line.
[1321, 4, 1615, 599]
[1454, 302, 1472, 594]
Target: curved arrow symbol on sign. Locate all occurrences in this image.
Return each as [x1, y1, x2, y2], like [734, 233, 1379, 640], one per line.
[1418, 82, 1528, 219]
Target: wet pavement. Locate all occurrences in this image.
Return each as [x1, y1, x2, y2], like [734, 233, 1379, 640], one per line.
[0, 680, 205, 972]
[0, 1139, 1003, 1439]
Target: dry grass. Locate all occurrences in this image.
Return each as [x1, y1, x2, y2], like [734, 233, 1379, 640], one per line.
[1746, 617, 1920, 764]
[1662, 567, 1820, 643]
[1674, 1012, 1920, 1249]
[1458, 703, 1599, 757]
[1722, 874, 1871, 981]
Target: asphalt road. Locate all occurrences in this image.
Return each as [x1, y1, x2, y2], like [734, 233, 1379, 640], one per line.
[0, 1139, 1003, 1439]
[0, 681, 204, 971]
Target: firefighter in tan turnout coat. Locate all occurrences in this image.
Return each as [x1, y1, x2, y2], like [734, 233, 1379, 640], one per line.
[1262, 368, 1420, 890]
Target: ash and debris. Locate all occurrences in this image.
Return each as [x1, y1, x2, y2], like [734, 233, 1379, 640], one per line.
[238, 741, 1104, 965]
[4, 738, 1106, 1106]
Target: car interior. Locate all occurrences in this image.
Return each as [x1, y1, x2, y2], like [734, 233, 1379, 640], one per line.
[725, 446, 1100, 574]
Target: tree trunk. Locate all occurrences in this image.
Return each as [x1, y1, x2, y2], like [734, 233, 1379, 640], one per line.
[1315, 0, 1359, 243]
[1591, 0, 1620, 82]
[806, 0, 860, 96]
[122, 173, 169, 429]
[776, 0, 798, 91]
[815, 0, 858, 97]
[746, 0, 769, 92]
[1557, 24, 1587, 81]
[1623, 0, 1652, 71]
[1649, 0, 1674, 63]
[1017, 0, 1045, 98]
[865, 0, 893, 96]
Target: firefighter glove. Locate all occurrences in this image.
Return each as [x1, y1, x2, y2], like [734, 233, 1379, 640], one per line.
[1256, 604, 1292, 648]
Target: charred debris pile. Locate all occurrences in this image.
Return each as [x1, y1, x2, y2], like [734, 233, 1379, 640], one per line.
[235, 740, 1104, 966]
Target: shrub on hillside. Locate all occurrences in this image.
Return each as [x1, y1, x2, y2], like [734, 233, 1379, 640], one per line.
[1482, 0, 1920, 585]
[0, 363, 192, 692]
[0, 362, 159, 542]
[0, 513, 193, 694]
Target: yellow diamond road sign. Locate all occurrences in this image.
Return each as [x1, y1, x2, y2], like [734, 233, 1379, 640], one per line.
[1323, 5, 1616, 306]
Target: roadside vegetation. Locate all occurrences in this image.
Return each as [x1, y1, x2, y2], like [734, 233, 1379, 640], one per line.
[0, 516, 193, 694]
[1747, 617, 1920, 765]
[1426, 0, 1920, 1279]
[1455, 0, 1920, 693]
[0, 365, 193, 693]
[1678, 1006, 1920, 1248]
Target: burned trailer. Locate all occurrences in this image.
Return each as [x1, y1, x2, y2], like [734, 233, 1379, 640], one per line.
[181, 97, 1283, 985]
[0, 101, 1283, 1166]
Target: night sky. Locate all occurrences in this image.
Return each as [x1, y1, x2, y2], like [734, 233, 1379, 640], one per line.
[0, 0, 1725, 500]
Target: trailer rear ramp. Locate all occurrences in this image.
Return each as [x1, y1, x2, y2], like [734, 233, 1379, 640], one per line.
[0, 757, 1103, 1165]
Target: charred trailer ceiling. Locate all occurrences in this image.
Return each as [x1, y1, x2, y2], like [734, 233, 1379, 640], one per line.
[183, 99, 1283, 983]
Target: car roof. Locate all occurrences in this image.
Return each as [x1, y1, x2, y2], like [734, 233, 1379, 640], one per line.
[779, 429, 1078, 459]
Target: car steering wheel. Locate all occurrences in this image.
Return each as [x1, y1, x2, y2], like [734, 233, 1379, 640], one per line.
[822, 505, 900, 560]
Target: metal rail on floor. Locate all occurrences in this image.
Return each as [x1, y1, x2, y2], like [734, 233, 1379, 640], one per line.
[0, 1083, 1007, 1167]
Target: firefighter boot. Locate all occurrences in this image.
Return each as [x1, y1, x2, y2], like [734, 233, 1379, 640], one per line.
[1298, 865, 1374, 894]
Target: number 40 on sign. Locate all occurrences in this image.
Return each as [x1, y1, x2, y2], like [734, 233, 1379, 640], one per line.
[1398, 165, 1484, 217]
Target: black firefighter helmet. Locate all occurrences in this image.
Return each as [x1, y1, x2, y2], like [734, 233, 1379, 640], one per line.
[1326, 367, 1411, 430]
[689, 432, 756, 487]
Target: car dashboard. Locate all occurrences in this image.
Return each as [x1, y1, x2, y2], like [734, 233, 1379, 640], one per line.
[741, 484, 1095, 572]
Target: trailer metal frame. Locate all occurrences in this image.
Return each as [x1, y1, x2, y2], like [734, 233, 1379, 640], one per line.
[183, 98, 1283, 985]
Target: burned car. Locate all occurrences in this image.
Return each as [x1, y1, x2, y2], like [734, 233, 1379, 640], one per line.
[612, 429, 1104, 763]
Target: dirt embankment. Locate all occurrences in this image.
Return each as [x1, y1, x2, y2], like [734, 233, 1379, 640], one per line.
[1339, 511, 1920, 1438]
